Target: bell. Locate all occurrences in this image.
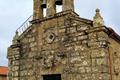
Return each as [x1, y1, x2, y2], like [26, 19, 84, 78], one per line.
[55, 0, 62, 5]
[41, 0, 46, 8]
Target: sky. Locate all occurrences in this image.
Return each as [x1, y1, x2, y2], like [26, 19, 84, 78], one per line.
[0, 0, 120, 66]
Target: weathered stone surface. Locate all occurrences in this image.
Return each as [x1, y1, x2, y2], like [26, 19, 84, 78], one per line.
[63, 0, 74, 11]
[7, 1, 120, 80]
[46, 0, 56, 17]
[33, 0, 43, 19]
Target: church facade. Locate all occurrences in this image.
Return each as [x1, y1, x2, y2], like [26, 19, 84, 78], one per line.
[7, 0, 120, 80]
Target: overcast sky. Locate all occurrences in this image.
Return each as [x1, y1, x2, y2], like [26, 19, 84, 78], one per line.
[0, 0, 120, 66]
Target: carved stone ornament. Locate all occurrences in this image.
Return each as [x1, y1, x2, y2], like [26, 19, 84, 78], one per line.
[93, 8, 104, 27]
[39, 51, 63, 69]
[45, 31, 56, 44]
[12, 31, 19, 45]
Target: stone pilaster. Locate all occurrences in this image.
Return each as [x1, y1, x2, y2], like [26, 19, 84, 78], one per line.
[8, 32, 21, 80]
[46, 0, 56, 17]
[33, 0, 43, 19]
[63, 0, 74, 11]
[7, 43, 21, 80]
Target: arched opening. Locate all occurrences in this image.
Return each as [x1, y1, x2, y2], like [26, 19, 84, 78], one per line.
[56, 5, 62, 13]
[43, 8, 47, 17]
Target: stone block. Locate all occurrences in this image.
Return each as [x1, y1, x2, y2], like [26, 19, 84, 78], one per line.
[77, 35, 88, 41]
[12, 66, 19, 71]
[91, 49, 107, 58]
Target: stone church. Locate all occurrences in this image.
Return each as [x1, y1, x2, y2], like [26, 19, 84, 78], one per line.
[7, 0, 120, 80]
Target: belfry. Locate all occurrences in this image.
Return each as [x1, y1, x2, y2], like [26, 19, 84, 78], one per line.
[33, 0, 74, 18]
[8, 0, 120, 80]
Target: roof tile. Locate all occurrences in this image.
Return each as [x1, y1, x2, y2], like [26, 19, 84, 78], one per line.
[0, 66, 8, 76]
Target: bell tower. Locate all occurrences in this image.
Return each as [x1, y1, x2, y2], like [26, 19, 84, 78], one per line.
[33, 0, 74, 18]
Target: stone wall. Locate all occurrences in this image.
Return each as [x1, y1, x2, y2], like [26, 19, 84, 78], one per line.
[109, 38, 120, 80]
[7, 11, 119, 80]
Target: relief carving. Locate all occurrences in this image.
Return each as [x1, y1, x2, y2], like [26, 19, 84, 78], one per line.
[35, 51, 67, 69]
